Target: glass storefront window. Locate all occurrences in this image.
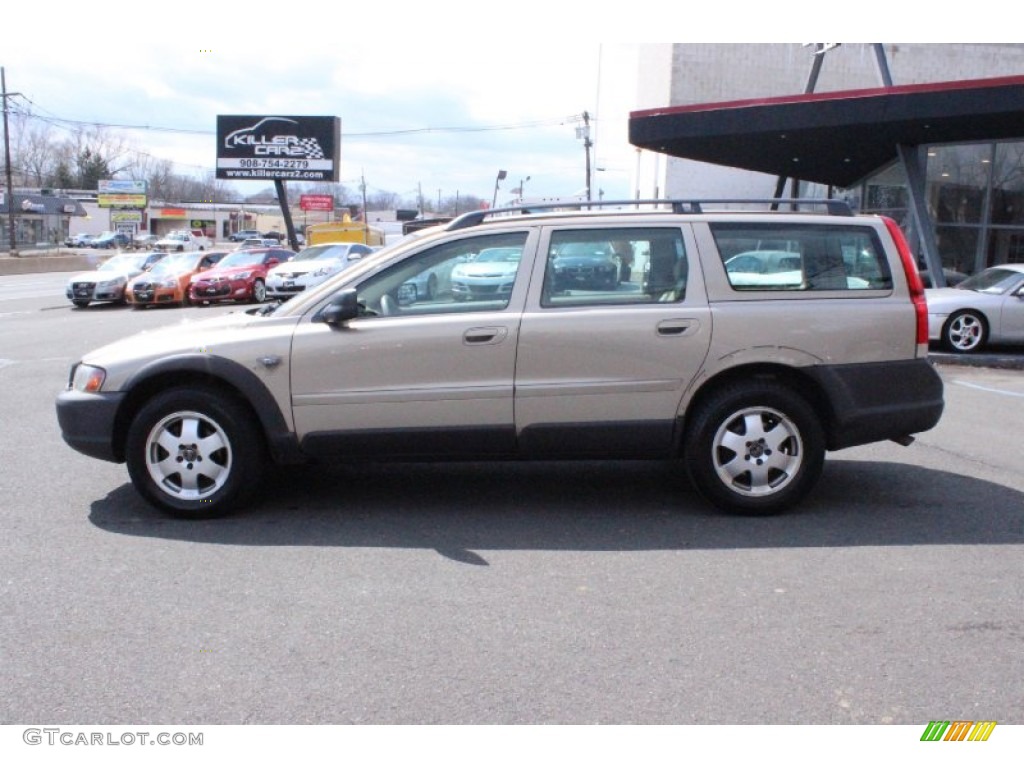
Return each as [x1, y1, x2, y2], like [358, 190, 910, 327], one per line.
[935, 225, 979, 274]
[856, 140, 1024, 273]
[989, 143, 1024, 226]
[928, 145, 990, 225]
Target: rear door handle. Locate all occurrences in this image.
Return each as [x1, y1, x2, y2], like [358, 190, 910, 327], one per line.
[657, 320, 692, 336]
[464, 326, 509, 345]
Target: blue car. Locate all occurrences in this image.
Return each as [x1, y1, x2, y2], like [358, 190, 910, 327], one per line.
[90, 231, 131, 249]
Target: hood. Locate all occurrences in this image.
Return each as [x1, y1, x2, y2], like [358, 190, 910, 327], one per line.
[67, 267, 137, 282]
[269, 258, 344, 277]
[924, 286, 982, 309]
[455, 261, 518, 277]
[79, 311, 300, 380]
[195, 264, 261, 280]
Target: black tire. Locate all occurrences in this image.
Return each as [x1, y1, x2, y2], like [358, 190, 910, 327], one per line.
[125, 386, 265, 519]
[72, 300, 90, 308]
[684, 381, 825, 515]
[942, 309, 987, 353]
[251, 279, 266, 303]
[426, 273, 438, 300]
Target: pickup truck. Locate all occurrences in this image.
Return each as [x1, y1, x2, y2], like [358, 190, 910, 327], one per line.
[155, 229, 213, 251]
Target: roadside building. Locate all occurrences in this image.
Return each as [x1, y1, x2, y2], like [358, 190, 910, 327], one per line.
[0, 191, 87, 250]
[634, 43, 1024, 275]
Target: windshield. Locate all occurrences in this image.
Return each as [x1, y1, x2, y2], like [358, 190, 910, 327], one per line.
[217, 250, 267, 268]
[147, 254, 196, 275]
[98, 254, 144, 271]
[957, 267, 1023, 294]
[292, 245, 350, 262]
[475, 247, 522, 263]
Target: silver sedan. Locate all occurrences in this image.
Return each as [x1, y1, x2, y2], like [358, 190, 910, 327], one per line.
[926, 263, 1024, 352]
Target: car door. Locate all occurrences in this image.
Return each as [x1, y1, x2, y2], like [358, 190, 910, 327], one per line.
[998, 274, 1024, 341]
[514, 225, 712, 458]
[289, 229, 535, 459]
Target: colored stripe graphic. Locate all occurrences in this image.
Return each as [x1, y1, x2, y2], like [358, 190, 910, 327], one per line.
[920, 720, 996, 742]
[968, 722, 997, 741]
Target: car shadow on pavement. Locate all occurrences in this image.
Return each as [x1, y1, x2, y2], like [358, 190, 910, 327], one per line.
[87, 459, 1024, 562]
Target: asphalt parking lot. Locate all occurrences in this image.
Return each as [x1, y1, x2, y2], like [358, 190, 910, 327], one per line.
[1, 270, 1023, 728]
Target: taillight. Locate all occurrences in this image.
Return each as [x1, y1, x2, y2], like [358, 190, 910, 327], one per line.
[882, 217, 929, 348]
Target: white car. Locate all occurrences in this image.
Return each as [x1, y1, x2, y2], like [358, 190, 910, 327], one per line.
[450, 246, 522, 301]
[65, 252, 166, 308]
[265, 242, 375, 300]
[926, 263, 1024, 352]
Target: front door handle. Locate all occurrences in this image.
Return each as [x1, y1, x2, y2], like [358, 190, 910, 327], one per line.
[463, 326, 509, 345]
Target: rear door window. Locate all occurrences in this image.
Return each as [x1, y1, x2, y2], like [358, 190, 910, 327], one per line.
[710, 223, 893, 291]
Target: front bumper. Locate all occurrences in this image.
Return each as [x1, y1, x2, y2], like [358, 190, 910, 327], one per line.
[190, 279, 251, 302]
[55, 388, 127, 463]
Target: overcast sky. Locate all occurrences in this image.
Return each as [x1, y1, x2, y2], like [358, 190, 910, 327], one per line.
[2, 4, 996, 206]
[3, 3, 649, 205]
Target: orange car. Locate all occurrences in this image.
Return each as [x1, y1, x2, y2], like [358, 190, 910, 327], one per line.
[127, 251, 227, 307]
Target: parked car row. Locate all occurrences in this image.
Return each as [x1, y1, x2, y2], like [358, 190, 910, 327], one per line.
[228, 229, 305, 245]
[66, 247, 295, 308]
[63, 238, 1024, 356]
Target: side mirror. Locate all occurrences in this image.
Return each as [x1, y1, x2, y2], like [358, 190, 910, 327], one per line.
[317, 288, 360, 325]
[267, 258, 280, 267]
[397, 282, 417, 306]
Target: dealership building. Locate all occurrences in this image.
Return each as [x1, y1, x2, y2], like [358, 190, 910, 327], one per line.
[631, 43, 1024, 277]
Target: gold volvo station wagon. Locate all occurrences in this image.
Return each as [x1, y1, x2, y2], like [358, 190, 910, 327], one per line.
[56, 199, 944, 518]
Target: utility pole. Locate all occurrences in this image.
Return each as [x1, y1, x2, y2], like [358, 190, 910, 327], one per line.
[582, 111, 593, 203]
[361, 172, 369, 243]
[2, 67, 19, 256]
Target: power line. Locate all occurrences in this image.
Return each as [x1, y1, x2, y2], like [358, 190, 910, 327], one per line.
[10, 100, 592, 140]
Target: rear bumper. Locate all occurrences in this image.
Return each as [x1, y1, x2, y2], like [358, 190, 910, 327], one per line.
[807, 358, 945, 450]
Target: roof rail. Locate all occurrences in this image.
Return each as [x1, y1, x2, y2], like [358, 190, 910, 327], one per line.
[444, 197, 853, 231]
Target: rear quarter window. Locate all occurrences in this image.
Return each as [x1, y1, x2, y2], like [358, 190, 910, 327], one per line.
[710, 222, 893, 291]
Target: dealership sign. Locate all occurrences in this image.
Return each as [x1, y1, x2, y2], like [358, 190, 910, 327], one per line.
[300, 194, 335, 211]
[216, 115, 340, 182]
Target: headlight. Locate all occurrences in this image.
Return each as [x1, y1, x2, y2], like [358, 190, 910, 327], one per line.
[158, 279, 178, 288]
[71, 364, 106, 393]
[235, 271, 252, 280]
[97, 277, 125, 288]
[312, 266, 334, 277]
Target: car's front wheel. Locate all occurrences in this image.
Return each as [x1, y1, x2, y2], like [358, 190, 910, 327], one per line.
[943, 310, 987, 353]
[125, 387, 265, 518]
[251, 279, 266, 303]
[72, 300, 90, 308]
[684, 381, 824, 515]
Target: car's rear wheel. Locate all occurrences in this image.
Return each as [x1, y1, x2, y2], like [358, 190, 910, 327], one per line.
[943, 310, 987, 353]
[684, 381, 824, 515]
[125, 387, 265, 519]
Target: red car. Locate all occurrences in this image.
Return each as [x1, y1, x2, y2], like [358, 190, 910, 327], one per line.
[188, 247, 294, 304]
